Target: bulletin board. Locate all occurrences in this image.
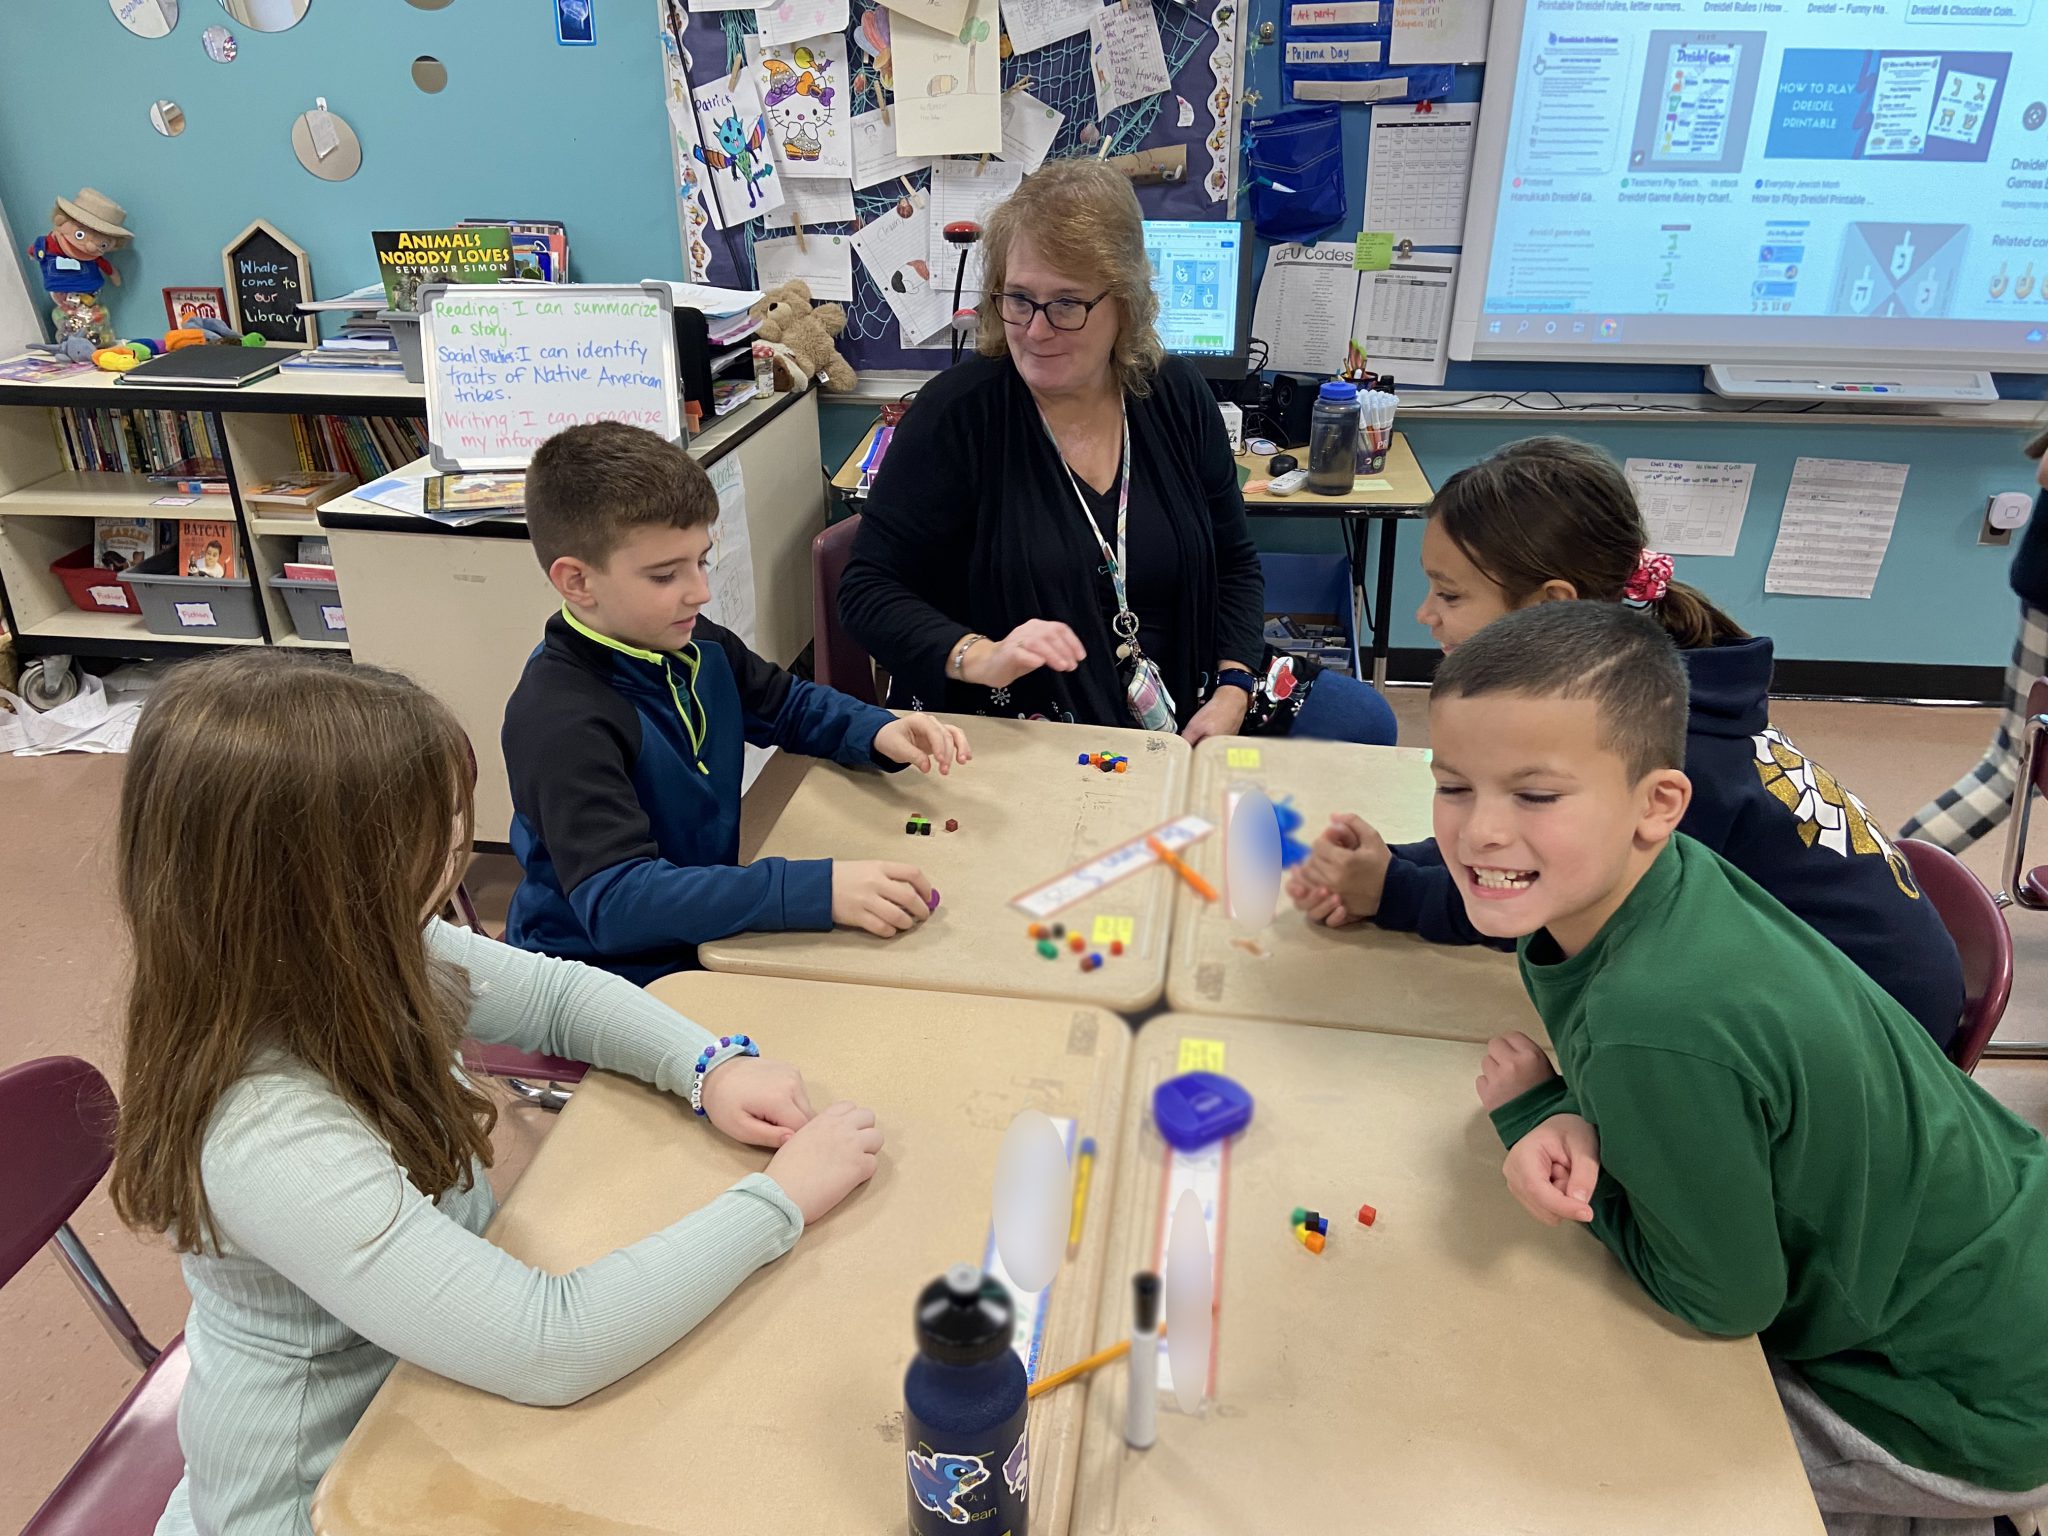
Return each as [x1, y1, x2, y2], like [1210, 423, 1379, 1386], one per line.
[660, 0, 1245, 374]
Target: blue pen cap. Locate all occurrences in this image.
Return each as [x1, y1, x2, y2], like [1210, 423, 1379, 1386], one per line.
[1151, 1071, 1255, 1151]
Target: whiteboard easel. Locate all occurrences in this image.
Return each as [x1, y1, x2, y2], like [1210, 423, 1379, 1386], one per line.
[418, 281, 683, 471]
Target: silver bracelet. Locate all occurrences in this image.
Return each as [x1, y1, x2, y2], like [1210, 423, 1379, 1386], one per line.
[949, 632, 985, 679]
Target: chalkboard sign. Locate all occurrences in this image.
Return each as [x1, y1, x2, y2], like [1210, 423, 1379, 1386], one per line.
[221, 219, 315, 346]
[417, 282, 683, 471]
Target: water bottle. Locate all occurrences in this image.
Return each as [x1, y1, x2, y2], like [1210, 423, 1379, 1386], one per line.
[1306, 380, 1361, 497]
[904, 1265, 1029, 1536]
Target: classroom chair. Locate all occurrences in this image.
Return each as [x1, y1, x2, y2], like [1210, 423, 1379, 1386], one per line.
[442, 887, 589, 1111]
[1897, 839, 2014, 1075]
[3, 1055, 188, 1536]
[812, 513, 880, 705]
[1984, 679, 2048, 1061]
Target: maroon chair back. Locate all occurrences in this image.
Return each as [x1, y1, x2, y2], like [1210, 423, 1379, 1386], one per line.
[812, 514, 879, 705]
[1897, 839, 2014, 1074]
[2029, 676, 2048, 801]
[0, 1056, 118, 1287]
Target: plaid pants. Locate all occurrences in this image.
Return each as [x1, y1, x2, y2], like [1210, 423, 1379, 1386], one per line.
[1900, 604, 2048, 854]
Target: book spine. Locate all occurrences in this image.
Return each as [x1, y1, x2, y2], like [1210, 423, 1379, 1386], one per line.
[291, 414, 311, 472]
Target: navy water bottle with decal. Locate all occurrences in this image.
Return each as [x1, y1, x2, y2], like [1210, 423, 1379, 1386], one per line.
[904, 1264, 1029, 1536]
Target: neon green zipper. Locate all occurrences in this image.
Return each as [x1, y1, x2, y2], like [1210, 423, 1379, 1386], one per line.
[560, 605, 711, 774]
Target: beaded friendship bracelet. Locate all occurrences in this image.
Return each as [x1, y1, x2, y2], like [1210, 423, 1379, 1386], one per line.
[689, 1033, 760, 1116]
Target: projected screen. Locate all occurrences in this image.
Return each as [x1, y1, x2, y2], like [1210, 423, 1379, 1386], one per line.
[1144, 220, 1249, 360]
[1450, 0, 2048, 369]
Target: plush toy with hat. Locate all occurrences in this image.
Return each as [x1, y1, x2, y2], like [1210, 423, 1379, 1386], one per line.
[748, 279, 857, 394]
[28, 188, 133, 347]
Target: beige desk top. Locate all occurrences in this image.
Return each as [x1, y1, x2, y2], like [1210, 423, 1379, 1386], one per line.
[313, 972, 1132, 1536]
[701, 714, 1190, 1013]
[1165, 735, 1544, 1045]
[832, 419, 884, 493]
[1070, 1013, 1822, 1536]
[1235, 430, 1433, 511]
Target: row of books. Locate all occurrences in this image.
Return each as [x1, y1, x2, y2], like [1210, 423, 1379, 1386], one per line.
[293, 414, 430, 481]
[279, 313, 405, 375]
[55, 408, 225, 477]
[91, 517, 241, 581]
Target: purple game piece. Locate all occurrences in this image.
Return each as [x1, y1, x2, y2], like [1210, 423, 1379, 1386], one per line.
[927, 887, 942, 912]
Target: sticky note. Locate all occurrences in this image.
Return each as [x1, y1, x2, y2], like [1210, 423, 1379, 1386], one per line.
[1093, 914, 1136, 947]
[1354, 231, 1394, 271]
[1177, 1037, 1227, 1073]
[1226, 747, 1262, 769]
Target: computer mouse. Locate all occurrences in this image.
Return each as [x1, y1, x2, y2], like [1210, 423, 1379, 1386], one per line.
[1268, 453, 1298, 476]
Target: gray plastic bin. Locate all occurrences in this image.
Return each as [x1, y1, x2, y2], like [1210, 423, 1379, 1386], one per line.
[118, 549, 265, 640]
[268, 572, 348, 643]
[381, 309, 424, 383]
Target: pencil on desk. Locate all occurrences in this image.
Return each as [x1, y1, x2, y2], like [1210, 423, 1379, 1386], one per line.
[1067, 1137, 1096, 1258]
[1029, 1338, 1130, 1399]
[1148, 836, 1218, 902]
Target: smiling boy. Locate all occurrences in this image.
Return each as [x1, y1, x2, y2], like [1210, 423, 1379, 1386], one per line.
[1435, 602, 2048, 1533]
[502, 421, 970, 983]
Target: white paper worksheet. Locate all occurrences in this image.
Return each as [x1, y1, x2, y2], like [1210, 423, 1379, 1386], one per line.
[756, 0, 849, 45]
[1624, 459, 1756, 558]
[752, 231, 856, 301]
[998, 88, 1066, 173]
[1349, 254, 1458, 385]
[1089, 1, 1172, 118]
[1363, 102, 1478, 247]
[1388, 0, 1490, 63]
[926, 158, 1025, 302]
[760, 178, 857, 231]
[851, 107, 935, 188]
[1764, 458, 1911, 599]
[1249, 241, 1359, 375]
[1001, 0, 1098, 54]
[852, 199, 953, 342]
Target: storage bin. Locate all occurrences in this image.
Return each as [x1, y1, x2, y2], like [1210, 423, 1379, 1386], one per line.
[268, 571, 348, 642]
[50, 544, 138, 615]
[1260, 551, 1360, 677]
[118, 549, 265, 640]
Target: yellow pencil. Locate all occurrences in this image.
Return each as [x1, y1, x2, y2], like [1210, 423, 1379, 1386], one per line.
[1067, 1137, 1096, 1258]
[1028, 1338, 1130, 1399]
[1148, 836, 1218, 902]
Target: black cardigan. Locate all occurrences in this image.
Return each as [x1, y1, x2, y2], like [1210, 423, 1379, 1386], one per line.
[838, 353, 1265, 727]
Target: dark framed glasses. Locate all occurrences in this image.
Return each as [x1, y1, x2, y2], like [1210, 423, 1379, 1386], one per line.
[993, 291, 1111, 331]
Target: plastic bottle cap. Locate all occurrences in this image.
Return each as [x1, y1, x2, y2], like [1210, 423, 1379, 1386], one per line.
[914, 1265, 1018, 1366]
[1318, 380, 1358, 403]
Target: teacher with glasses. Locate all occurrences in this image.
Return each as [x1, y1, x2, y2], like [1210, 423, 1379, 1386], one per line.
[839, 159, 1398, 745]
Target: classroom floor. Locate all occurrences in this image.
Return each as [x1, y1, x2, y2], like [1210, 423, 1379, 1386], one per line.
[4, 694, 2047, 1525]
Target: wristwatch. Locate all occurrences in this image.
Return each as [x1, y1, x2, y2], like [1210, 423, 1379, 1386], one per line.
[1212, 669, 1257, 697]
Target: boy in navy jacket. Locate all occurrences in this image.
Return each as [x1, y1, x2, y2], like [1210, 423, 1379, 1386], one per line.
[503, 421, 969, 983]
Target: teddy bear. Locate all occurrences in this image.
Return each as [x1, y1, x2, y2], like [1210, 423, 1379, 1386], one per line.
[749, 279, 857, 394]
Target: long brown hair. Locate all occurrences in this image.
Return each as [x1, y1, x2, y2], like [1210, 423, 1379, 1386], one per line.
[975, 159, 1165, 398]
[1430, 436, 1749, 650]
[110, 653, 495, 1252]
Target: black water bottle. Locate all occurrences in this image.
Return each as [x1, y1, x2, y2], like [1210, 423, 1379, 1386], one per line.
[903, 1264, 1029, 1536]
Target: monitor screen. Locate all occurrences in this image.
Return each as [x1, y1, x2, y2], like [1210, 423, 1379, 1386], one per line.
[1144, 219, 1253, 377]
[1450, 0, 2048, 370]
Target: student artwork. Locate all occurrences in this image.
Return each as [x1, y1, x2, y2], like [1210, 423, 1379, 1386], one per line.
[851, 106, 933, 187]
[1089, 1, 1172, 119]
[997, 87, 1064, 173]
[757, 0, 848, 46]
[999, 0, 1097, 57]
[692, 72, 787, 227]
[879, 0, 971, 44]
[658, 6, 714, 280]
[747, 34, 852, 179]
[851, 196, 950, 342]
[891, 0, 1001, 157]
[854, 5, 895, 90]
[30, 188, 132, 347]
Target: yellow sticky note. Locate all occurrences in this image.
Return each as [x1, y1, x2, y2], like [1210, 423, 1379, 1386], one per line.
[1093, 914, 1136, 947]
[1226, 746, 1262, 770]
[1177, 1037, 1227, 1073]
[1354, 231, 1394, 271]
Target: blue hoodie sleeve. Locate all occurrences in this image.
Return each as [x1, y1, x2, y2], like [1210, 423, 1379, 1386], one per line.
[1373, 838, 1514, 951]
[570, 853, 833, 952]
[703, 622, 902, 771]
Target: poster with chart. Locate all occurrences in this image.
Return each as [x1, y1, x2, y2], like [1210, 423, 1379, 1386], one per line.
[1765, 458, 1911, 599]
[1624, 459, 1756, 558]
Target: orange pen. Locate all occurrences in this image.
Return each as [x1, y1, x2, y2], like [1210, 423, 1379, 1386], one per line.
[1147, 836, 1217, 902]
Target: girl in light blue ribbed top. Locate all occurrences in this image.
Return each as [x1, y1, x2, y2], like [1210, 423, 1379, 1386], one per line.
[109, 653, 884, 1536]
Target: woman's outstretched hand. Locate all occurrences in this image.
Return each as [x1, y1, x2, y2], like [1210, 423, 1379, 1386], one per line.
[960, 620, 1088, 689]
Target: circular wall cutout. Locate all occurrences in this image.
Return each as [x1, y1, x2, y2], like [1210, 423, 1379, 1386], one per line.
[110, 0, 179, 38]
[411, 56, 448, 93]
[150, 100, 188, 136]
[202, 23, 236, 58]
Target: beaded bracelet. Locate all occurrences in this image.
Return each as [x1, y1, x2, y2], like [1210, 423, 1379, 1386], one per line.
[689, 1033, 760, 1116]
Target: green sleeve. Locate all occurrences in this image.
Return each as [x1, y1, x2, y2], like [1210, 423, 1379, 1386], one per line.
[1489, 1077, 1574, 1150]
[1577, 1044, 1787, 1338]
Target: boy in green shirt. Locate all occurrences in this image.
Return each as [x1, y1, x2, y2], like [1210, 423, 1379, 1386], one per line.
[1431, 601, 2048, 1533]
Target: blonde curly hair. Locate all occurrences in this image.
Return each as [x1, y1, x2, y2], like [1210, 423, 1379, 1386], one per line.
[974, 160, 1164, 398]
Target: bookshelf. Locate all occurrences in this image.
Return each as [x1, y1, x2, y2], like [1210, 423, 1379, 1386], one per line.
[0, 366, 425, 661]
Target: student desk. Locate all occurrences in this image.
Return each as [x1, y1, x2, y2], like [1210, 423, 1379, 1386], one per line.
[1165, 735, 1542, 1045]
[700, 715, 1190, 1013]
[1069, 1013, 1824, 1536]
[1237, 432, 1434, 690]
[312, 971, 1132, 1536]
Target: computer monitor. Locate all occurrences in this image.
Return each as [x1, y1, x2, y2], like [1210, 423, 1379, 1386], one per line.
[1143, 219, 1253, 380]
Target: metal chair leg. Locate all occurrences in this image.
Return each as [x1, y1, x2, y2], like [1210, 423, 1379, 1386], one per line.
[504, 1076, 574, 1112]
[50, 1223, 160, 1371]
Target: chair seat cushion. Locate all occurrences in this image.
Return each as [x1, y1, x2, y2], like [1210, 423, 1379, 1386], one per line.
[460, 1042, 590, 1084]
[23, 1334, 188, 1536]
[2023, 866, 2048, 910]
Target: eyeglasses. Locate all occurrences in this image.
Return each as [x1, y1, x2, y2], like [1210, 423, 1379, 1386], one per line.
[993, 291, 1111, 332]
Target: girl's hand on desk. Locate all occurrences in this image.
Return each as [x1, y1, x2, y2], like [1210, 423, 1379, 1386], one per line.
[1501, 1114, 1600, 1227]
[1475, 1030, 1558, 1113]
[877, 715, 973, 775]
[700, 1055, 816, 1148]
[962, 620, 1086, 689]
[764, 1100, 885, 1225]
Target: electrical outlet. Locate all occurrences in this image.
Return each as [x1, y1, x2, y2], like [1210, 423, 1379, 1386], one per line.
[1980, 516, 2011, 548]
[1983, 490, 2035, 547]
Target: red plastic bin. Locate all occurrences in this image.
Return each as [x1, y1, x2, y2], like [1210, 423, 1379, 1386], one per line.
[50, 544, 138, 615]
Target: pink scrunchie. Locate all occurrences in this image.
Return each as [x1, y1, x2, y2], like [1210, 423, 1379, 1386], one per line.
[1624, 549, 1674, 605]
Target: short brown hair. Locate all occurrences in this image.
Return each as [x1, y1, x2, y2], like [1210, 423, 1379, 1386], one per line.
[1432, 601, 1689, 782]
[975, 160, 1165, 398]
[111, 651, 491, 1252]
[1431, 436, 1748, 651]
[524, 420, 717, 569]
